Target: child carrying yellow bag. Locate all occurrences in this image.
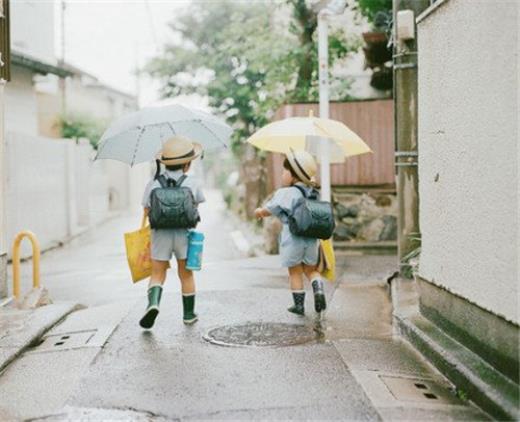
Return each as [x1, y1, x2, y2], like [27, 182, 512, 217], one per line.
[124, 214, 152, 283]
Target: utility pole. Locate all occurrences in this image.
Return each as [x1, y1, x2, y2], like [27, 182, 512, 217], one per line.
[134, 42, 141, 108]
[393, 0, 430, 275]
[315, 0, 347, 202]
[317, 11, 331, 202]
[59, 0, 67, 115]
[0, 0, 9, 300]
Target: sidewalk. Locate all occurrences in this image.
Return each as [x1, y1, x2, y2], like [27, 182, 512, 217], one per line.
[0, 302, 79, 372]
[0, 255, 488, 420]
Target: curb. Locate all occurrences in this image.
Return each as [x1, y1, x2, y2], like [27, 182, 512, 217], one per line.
[0, 302, 81, 373]
[391, 278, 519, 420]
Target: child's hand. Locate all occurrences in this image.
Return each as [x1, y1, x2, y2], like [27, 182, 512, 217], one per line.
[254, 208, 265, 219]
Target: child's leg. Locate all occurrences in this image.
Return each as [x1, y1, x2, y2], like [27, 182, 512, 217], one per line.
[177, 259, 195, 294]
[287, 265, 305, 315]
[150, 259, 169, 287]
[177, 259, 198, 324]
[288, 264, 304, 290]
[303, 263, 326, 313]
[302, 264, 320, 283]
[139, 259, 169, 329]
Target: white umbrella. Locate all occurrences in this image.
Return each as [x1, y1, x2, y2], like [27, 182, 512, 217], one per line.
[95, 104, 232, 166]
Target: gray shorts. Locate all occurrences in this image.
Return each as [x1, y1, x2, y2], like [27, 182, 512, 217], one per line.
[279, 226, 319, 268]
[151, 228, 189, 261]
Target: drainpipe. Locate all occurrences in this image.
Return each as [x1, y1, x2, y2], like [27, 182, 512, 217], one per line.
[393, 0, 430, 276]
[0, 0, 9, 299]
[0, 79, 7, 299]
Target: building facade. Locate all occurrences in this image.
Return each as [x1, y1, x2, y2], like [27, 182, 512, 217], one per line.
[398, 0, 519, 418]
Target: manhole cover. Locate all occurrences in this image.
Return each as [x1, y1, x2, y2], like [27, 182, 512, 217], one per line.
[204, 322, 316, 347]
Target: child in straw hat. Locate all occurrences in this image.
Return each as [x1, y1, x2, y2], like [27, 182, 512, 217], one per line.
[254, 150, 327, 316]
[139, 135, 205, 329]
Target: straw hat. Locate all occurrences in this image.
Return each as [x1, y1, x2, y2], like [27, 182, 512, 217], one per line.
[286, 149, 318, 187]
[157, 135, 203, 165]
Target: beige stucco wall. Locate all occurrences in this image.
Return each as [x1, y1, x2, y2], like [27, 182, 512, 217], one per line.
[417, 0, 519, 324]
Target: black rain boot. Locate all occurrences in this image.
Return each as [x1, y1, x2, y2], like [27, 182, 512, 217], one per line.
[312, 279, 327, 313]
[287, 291, 305, 316]
[139, 285, 163, 329]
[182, 294, 198, 325]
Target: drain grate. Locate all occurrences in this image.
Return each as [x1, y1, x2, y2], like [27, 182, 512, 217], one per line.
[204, 322, 316, 347]
[380, 376, 460, 405]
[32, 330, 97, 352]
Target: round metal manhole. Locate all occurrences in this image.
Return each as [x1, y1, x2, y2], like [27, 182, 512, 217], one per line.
[203, 322, 317, 347]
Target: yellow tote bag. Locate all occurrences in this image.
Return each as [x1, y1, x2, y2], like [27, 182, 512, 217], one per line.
[318, 238, 336, 282]
[124, 213, 152, 283]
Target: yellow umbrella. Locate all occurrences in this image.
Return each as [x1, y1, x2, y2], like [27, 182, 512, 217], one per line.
[246, 110, 372, 162]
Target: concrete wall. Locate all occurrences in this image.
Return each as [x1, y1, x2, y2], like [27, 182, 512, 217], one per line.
[5, 133, 69, 256]
[4, 66, 39, 136]
[4, 133, 150, 258]
[417, 0, 519, 324]
[10, 0, 56, 63]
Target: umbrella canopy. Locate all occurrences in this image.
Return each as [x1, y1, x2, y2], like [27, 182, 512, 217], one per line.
[95, 104, 232, 166]
[246, 111, 372, 162]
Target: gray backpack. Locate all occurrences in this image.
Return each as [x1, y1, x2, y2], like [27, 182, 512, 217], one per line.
[149, 175, 200, 229]
[288, 185, 336, 240]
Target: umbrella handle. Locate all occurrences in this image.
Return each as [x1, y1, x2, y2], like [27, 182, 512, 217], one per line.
[141, 212, 149, 229]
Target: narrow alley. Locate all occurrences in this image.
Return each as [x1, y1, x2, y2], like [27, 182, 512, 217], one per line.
[0, 190, 488, 420]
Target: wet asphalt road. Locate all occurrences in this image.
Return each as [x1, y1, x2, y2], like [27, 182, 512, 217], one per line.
[0, 190, 488, 420]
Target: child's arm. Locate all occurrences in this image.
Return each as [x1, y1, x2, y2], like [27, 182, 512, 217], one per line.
[254, 207, 272, 219]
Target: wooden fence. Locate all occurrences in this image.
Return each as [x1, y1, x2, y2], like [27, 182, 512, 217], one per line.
[266, 99, 394, 192]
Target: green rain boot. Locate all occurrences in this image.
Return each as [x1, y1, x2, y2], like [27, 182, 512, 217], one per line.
[312, 278, 327, 313]
[139, 285, 162, 329]
[287, 291, 305, 316]
[182, 294, 198, 325]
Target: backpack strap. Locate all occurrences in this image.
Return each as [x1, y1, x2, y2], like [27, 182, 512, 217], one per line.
[176, 174, 188, 187]
[157, 174, 168, 188]
[293, 184, 308, 198]
[157, 174, 188, 188]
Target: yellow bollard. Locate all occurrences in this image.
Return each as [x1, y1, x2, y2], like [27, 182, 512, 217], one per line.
[12, 231, 41, 300]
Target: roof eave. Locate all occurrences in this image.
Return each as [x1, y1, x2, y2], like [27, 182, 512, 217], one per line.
[11, 52, 73, 78]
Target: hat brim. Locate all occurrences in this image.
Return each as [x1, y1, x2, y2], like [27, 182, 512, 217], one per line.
[287, 149, 315, 186]
[156, 143, 203, 165]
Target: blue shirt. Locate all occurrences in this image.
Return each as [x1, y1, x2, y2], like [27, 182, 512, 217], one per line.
[265, 182, 319, 267]
[265, 182, 316, 224]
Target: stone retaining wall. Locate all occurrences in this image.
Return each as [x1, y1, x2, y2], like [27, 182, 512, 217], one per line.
[333, 188, 397, 243]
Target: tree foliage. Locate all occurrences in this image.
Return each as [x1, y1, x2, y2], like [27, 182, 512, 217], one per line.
[355, 0, 393, 31]
[58, 113, 106, 149]
[147, 0, 357, 153]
